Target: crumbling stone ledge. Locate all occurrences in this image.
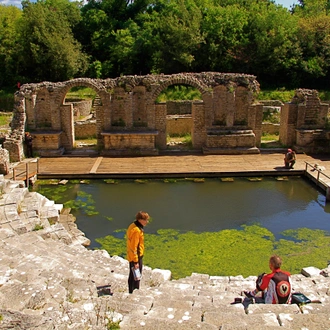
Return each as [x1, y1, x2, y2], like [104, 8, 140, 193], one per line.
[0, 175, 329, 329]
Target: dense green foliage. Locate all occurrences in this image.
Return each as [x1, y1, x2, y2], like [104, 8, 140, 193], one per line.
[1, 0, 330, 89]
[0, 90, 14, 112]
[156, 85, 202, 102]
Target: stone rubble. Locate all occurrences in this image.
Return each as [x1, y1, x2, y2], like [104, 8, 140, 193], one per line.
[0, 175, 329, 329]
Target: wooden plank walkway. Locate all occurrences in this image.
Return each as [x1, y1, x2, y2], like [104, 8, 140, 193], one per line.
[5, 152, 330, 181]
[4, 152, 330, 199]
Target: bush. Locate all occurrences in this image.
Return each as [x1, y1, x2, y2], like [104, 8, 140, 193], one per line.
[156, 85, 202, 103]
[0, 90, 14, 112]
[258, 88, 295, 103]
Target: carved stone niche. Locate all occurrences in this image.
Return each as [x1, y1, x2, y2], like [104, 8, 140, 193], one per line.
[31, 131, 64, 156]
[101, 131, 159, 156]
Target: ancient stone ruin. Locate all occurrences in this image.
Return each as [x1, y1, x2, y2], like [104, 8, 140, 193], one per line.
[280, 89, 330, 153]
[4, 73, 263, 161]
[2, 73, 330, 162]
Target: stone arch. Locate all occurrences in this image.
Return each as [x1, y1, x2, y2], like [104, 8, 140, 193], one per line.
[152, 75, 208, 152]
[152, 75, 208, 102]
[54, 78, 107, 106]
[53, 78, 110, 153]
[5, 72, 265, 161]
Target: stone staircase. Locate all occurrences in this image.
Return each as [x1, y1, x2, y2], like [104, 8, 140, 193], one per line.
[0, 175, 329, 329]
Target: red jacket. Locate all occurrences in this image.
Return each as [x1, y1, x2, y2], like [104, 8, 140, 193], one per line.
[258, 269, 291, 304]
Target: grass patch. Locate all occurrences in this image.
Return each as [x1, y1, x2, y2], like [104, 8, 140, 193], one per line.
[0, 89, 15, 112]
[166, 133, 193, 149]
[74, 137, 97, 146]
[0, 113, 12, 125]
[258, 88, 330, 102]
[261, 133, 279, 141]
[258, 89, 295, 103]
[65, 87, 97, 101]
[156, 85, 202, 103]
[0, 112, 12, 134]
[33, 224, 44, 231]
[260, 132, 283, 148]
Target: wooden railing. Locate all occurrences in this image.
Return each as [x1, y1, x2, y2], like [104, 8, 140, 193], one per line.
[305, 161, 330, 201]
[11, 158, 39, 188]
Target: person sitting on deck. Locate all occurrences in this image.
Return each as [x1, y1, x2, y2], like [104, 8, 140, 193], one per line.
[24, 132, 33, 158]
[284, 149, 296, 169]
[244, 255, 292, 304]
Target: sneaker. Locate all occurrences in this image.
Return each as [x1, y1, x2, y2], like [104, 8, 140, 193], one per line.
[244, 291, 255, 298]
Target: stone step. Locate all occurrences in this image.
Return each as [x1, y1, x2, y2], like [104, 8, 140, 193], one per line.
[119, 310, 218, 330]
[64, 148, 99, 157]
[1, 176, 330, 329]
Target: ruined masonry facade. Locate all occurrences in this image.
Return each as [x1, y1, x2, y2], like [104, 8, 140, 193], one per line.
[3, 73, 330, 162]
[5, 73, 261, 161]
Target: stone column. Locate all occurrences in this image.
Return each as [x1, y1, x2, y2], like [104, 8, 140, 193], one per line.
[154, 103, 167, 150]
[192, 103, 206, 150]
[280, 103, 298, 147]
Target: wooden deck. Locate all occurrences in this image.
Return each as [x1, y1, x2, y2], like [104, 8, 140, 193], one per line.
[5, 152, 330, 184]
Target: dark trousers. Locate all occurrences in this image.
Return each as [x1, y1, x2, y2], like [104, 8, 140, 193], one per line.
[27, 145, 33, 158]
[285, 160, 295, 169]
[128, 257, 143, 294]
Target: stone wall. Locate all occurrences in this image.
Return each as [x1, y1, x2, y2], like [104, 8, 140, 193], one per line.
[280, 89, 330, 153]
[166, 115, 192, 135]
[205, 130, 256, 150]
[5, 80, 330, 160]
[67, 99, 93, 119]
[7, 73, 264, 159]
[166, 100, 200, 115]
[262, 123, 280, 135]
[101, 131, 158, 155]
[75, 120, 97, 139]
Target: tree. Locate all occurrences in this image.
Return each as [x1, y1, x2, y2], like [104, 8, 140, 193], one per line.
[194, 2, 249, 72]
[17, 0, 88, 82]
[0, 5, 22, 88]
[294, 0, 330, 16]
[295, 14, 330, 87]
[140, 0, 204, 74]
[243, 2, 301, 84]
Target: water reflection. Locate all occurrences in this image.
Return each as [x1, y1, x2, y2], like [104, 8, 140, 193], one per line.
[35, 177, 329, 249]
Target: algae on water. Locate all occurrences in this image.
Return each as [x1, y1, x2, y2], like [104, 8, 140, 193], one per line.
[96, 224, 330, 279]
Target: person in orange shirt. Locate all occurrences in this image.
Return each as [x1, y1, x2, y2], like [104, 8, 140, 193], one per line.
[126, 211, 150, 294]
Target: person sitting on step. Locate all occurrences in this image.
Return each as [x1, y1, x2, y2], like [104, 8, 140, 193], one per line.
[244, 255, 292, 304]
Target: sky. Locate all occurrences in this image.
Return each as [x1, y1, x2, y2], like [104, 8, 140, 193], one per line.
[275, 0, 299, 8]
[1, 0, 299, 9]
